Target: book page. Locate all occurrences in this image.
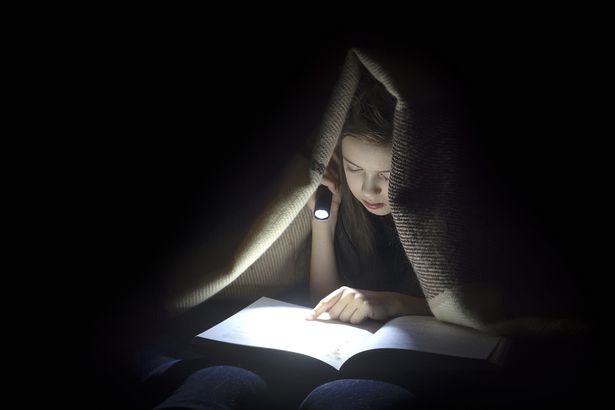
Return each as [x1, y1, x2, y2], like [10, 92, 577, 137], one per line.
[347, 315, 501, 360]
[196, 297, 380, 370]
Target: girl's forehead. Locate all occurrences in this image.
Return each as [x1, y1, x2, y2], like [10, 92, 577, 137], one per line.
[342, 137, 392, 170]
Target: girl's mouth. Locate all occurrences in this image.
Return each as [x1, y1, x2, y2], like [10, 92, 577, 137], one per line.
[363, 200, 384, 210]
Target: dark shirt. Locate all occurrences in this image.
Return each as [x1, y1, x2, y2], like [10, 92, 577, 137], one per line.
[334, 210, 424, 297]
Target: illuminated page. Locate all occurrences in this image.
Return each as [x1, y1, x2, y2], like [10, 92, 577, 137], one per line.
[196, 297, 380, 370]
[347, 315, 501, 360]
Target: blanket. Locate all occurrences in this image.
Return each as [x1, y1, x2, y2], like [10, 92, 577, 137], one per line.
[161, 47, 583, 336]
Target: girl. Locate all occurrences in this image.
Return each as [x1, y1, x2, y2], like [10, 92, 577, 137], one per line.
[307, 74, 431, 324]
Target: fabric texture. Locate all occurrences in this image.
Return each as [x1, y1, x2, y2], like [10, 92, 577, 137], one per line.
[160, 47, 580, 336]
[299, 379, 416, 410]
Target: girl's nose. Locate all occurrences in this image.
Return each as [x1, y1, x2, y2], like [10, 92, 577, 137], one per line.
[362, 176, 382, 197]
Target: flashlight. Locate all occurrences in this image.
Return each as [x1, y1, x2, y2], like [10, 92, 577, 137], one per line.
[314, 185, 333, 220]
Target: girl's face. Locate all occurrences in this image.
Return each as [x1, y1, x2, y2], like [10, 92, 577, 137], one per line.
[341, 136, 392, 216]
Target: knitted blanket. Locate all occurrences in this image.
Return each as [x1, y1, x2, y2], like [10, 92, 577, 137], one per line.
[162, 48, 581, 336]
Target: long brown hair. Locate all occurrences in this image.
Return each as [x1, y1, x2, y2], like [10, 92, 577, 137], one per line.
[337, 72, 396, 257]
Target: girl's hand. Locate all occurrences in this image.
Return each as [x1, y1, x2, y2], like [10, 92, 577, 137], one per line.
[305, 287, 392, 324]
[306, 286, 432, 324]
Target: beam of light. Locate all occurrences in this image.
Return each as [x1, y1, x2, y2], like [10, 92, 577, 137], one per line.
[197, 297, 378, 370]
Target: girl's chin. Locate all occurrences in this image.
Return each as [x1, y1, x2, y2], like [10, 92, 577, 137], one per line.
[365, 206, 391, 216]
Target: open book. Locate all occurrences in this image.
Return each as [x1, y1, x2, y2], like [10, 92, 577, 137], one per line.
[194, 296, 508, 371]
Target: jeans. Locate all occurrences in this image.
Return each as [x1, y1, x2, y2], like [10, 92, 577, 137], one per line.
[153, 365, 267, 410]
[299, 379, 415, 410]
[143, 359, 415, 410]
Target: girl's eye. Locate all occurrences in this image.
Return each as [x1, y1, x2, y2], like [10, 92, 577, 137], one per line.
[381, 173, 390, 181]
[345, 166, 362, 173]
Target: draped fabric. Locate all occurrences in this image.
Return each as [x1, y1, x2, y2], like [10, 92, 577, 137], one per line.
[162, 48, 582, 336]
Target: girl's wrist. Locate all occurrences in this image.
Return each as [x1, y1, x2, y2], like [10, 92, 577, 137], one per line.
[387, 293, 431, 317]
[312, 214, 338, 236]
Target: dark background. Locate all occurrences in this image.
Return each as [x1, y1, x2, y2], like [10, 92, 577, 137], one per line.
[45, 15, 605, 408]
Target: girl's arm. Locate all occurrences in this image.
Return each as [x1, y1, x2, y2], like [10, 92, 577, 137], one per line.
[309, 205, 342, 303]
[308, 146, 343, 303]
[308, 150, 342, 303]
